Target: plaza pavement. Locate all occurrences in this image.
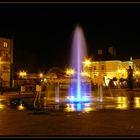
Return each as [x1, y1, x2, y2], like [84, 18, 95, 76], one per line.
[0, 88, 140, 137]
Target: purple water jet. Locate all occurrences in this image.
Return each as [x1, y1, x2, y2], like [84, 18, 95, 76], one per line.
[68, 25, 92, 103]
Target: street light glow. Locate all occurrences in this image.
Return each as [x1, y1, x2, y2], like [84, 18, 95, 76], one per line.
[83, 58, 91, 67]
[19, 71, 27, 78]
[66, 68, 75, 76]
[39, 73, 43, 78]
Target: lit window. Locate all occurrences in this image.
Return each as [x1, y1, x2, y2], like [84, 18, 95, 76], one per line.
[3, 42, 8, 48]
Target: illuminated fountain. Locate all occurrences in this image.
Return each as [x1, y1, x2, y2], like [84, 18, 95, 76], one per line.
[65, 24, 128, 111]
[67, 25, 92, 103]
[33, 24, 132, 112]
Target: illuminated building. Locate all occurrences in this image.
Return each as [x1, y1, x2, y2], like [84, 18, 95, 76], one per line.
[83, 60, 132, 84]
[0, 37, 13, 87]
[82, 47, 133, 85]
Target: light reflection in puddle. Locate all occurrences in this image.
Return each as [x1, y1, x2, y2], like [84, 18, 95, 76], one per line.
[3, 96, 140, 112]
[0, 103, 5, 110]
[0, 98, 6, 110]
[134, 97, 140, 109]
[64, 96, 131, 111]
[17, 103, 25, 111]
[64, 103, 96, 112]
[116, 96, 128, 103]
[115, 96, 129, 110]
[116, 103, 128, 110]
[103, 104, 116, 109]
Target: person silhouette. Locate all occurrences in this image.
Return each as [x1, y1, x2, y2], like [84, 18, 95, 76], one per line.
[127, 66, 133, 90]
[34, 81, 42, 110]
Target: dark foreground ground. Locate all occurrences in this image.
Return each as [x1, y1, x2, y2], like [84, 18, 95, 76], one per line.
[0, 88, 140, 138]
[0, 107, 140, 138]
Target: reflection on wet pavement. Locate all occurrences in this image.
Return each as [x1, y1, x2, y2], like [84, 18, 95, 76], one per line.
[1, 95, 140, 112]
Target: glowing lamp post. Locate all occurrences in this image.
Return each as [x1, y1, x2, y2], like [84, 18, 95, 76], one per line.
[39, 73, 44, 82]
[19, 71, 27, 79]
[84, 59, 91, 67]
[39, 73, 43, 78]
[66, 68, 75, 77]
[83, 58, 92, 79]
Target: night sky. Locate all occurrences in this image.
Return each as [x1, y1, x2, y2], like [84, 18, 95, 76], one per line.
[0, 3, 140, 73]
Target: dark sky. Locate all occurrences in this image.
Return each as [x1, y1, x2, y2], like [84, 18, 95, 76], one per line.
[0, 3, 140, 72]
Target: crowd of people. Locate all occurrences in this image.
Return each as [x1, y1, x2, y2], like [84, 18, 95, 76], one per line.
[91, 66, 140, 90]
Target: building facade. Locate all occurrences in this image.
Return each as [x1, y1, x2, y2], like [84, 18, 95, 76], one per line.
[0, 37, 13, 86]
[83, 59, 133, 86]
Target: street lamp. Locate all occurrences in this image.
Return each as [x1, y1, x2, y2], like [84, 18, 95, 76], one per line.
[19, 71, 27, 79]
[39, 73, 43, 78]
[66, 68, 75, 76]
[39, 73, 44, 82]
[83, 58, 92, 79]
[84, 59, 91, 67]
